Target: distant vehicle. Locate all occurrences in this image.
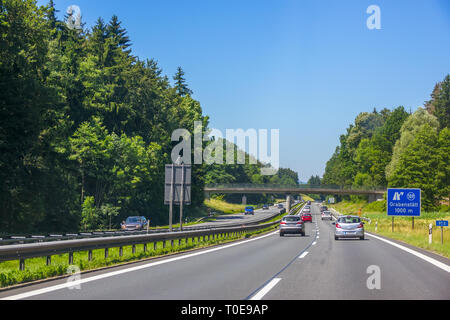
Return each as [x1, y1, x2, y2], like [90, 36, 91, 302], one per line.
[262, 204, 269, 210]
[121, 216, 148, 231]
[301, 213, 313, 223]
[245, 206, 255, 215]
[307, 201, 311, 205]
[268, 203, 274, 207]
[321, 211, 332, 221]
[320, 206, 328, 212]
[277, 203, 284, 209]
[333, 216, 365, 240]
[280, 216, 305, 237]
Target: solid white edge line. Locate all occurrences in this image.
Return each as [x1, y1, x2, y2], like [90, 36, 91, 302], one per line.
[1, 230, 280, 300]
[250, 278, 282, 300]
[366, 232, 450, 273]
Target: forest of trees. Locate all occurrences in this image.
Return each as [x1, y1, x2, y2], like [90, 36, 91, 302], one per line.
[0, 0, 299, 233]
[321, 74, 450, 211]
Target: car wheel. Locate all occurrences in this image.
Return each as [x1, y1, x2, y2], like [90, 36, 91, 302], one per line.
[360, 236, 365, 240]
[280, 232, 284, 237]
[335, 236, 339, 240]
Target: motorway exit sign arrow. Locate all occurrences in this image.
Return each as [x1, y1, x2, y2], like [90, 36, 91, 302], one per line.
[387, 188, 421, 217]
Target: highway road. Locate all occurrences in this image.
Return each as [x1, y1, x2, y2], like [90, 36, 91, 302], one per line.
[1, 203, 449, 300]
[184, 203, 286, 229]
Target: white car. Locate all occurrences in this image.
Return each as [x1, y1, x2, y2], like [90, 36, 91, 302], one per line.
[321, 211, 332, 220]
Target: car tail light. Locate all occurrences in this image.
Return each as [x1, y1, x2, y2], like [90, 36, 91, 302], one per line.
[336, 223, 341, 229]
[280, 221, 286, 225]
[358, 223, 364, 228]
[297, 222, 302, 225]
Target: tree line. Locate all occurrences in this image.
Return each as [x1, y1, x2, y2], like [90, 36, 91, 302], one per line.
[320, 75, 449, 211]
[0, 0, 298, 233]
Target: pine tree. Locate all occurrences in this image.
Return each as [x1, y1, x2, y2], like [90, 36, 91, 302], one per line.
[174, 67, 193, 96]
[107, 15, 131, 53]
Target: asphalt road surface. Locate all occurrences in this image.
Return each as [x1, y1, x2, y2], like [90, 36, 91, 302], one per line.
[188, 203, 286, 229]
[1, 204, 449, 300]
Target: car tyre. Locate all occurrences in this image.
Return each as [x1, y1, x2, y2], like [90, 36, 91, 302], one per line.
[335, 236, 339, 240]
[280, 232, 284, 237]
[360, 236, 365, 240]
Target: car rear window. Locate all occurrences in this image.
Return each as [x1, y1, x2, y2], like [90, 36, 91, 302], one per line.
[338, 217, 361, 223]
[284, 216, 300, 222]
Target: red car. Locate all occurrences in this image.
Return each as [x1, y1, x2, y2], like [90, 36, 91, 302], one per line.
[302, 213, 313, 223]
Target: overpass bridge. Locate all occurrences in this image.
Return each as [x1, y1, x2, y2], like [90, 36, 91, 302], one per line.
[204, 184, 386, 211]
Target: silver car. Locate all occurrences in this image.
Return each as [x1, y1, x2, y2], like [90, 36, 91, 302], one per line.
[280, 215, 305, 237]
[333, 216, 365, 240]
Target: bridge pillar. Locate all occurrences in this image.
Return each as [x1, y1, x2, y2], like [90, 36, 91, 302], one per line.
[286, 194, 292, 212]
[368, 193, 384, 203]
[242, 195, 247, 205]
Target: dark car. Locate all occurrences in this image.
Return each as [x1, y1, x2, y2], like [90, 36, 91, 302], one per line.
[121, 216, 148, 231]
[277, 203, 284, 209]
[262, 204, 269, 210]
[245, 206, 255, 215]
[320, 206, 328, 212]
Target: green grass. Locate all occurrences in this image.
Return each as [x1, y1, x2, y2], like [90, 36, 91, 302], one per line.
[329, 200, 450, 258]
[204, 198, 259, 214]
[300, 194, 315, 202]
[0, 225, 279, 288]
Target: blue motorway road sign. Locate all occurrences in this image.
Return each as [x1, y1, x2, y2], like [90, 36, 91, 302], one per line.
[387, 188, 421, 217]
[436, 220, 449, 227]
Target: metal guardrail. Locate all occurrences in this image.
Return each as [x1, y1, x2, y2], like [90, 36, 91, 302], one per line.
[0, 219, 282, 271]
[329, 208, 371, 224]
[0, 209, 283, 247]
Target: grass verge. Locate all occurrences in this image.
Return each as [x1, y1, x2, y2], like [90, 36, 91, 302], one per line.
[204, 198, 260, 214]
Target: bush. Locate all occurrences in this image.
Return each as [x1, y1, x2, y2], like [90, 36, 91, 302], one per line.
[364, 200, 386, 213]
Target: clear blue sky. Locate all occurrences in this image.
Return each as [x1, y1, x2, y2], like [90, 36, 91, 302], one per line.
[41, 0, 450, 182]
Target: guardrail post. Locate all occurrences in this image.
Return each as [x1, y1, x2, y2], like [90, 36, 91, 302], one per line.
[105, 248, 109, 259]
[170, 240, 174, 248]
[143, 244, 147, 253]
[132, 244, 136, 254]
[163, 240, 166, 249]
[46, 255, 51, 266]
[19, 259, 25, 271]
[88, 250, 93, 261]
[153, 242, 157, 251]
[119, 247, 123, 257]
[178, 239, 181, 246]
[68, 252, 74, 265]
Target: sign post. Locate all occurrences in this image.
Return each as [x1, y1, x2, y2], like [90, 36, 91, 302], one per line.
[387, 189, 421, 234]
[165, 164, 191, 232]
[436, 220, 448, 245]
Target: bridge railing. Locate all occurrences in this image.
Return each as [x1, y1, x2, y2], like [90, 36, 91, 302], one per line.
[205, 184, 386, 192]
